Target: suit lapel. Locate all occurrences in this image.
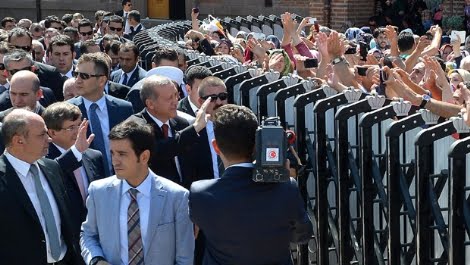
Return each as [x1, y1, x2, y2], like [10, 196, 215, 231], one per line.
[169, 118, 177, 136]
[0, 155, 42, 227]
[144, 174, 167, 253]
[38, 159, 68, 212]
[113, 70, 122, 83]
[82, 153, 97, 182]
[142, 111, 163, 137]
[105, 96, 117, 129]
[183, 98, 196, 117]
[106, 178, 122, 256]
[129, 68, 139, 87]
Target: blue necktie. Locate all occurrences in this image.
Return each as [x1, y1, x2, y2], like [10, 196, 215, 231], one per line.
[30, 164, 61, 260]
[89, 103, 110, 176]
[122, 73, 128, 86]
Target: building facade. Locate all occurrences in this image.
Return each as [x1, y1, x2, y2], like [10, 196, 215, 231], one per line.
[0, 0, 465, 31]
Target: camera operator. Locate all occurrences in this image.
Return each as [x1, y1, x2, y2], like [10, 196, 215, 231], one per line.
[189, 104, 313, 265]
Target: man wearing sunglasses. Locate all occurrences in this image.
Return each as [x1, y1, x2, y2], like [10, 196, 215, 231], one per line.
[0, 49, 57, 111]
[8, 27, 66, 101]
[69, 52, 133, 177]
[115, 0, 133, 34]
[74, 19, 95, 60]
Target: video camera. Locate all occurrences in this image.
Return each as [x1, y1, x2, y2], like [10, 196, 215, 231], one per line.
[253, 117, 290, 182]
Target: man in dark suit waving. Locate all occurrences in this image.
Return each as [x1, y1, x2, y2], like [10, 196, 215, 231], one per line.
[43, 101, 106, 228]
[0, 109, 83, 264]
[127, 75, 209, 186]
[189, 105, 313, 265]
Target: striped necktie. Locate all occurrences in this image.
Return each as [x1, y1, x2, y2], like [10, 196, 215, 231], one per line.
[128, 188, 144, 265]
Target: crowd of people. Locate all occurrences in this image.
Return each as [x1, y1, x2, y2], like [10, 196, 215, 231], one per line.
[0, 0, 470, 264]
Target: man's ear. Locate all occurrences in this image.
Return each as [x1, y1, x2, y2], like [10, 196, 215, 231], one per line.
[185, 84, 191, 93]
[140, 149, 151, 164]
[211, 139, 221, 155]
[36, 88, 43, 100]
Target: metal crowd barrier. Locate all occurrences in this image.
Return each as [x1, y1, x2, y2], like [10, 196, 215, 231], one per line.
[134, 16, 470, 265]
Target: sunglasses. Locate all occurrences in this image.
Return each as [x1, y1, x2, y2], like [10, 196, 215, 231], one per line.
[201, 92, 228, 102]
[52, 27, 63, 31]
[8, 66, 33, 75]
[109, 27, 123, 32]
[14, 45, 32, 52]
[80, 31, 94, 36]
[0, 63, 4, 71]
[72, 71, 106, 80]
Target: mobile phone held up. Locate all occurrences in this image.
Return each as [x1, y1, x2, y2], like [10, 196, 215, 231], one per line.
[359, 41, 368, 61]
[356, 66, 368, 76]
[377, 69, 387, 96]
[303, 58, 318, 68]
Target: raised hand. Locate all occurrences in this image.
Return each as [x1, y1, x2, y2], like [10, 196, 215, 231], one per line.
[74, 119, 95, 153]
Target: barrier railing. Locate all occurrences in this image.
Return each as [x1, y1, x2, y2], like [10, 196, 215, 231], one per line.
[136, 16, 470, 265]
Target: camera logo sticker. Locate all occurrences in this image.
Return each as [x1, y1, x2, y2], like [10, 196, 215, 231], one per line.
[266, 148, 279, 162]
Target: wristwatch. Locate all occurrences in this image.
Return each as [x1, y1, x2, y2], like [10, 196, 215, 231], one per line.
[90, 256, 106, 265]
[419, 94, 431, 108]
[331, 57, 346, 65]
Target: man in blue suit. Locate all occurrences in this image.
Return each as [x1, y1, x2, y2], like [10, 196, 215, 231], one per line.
[110, 42, 146, 88]
[189, 104, 313, 265]
[81, 119, 194, 265]
[69, 52, 133, 177]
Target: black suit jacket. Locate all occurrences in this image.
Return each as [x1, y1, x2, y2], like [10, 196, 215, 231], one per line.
[110, 66, 147, 88]
[127, 110, 200, 185]
[177, 96, 196, 117]
[124, 24, 144, 40]
[189, 166, 313, 265]
[0, 155, 83, 264]
[47, 144, 106, 226]
[107, 81, 131, 100]
[0, 86, 56, 112]
[35, 62, 67, 101]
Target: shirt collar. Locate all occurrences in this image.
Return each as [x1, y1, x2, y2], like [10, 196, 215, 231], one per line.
[124, 65, 138, 77]
[63, 66, 74, 78]
[188, 98, 199, 115]
[146, 110, 169, 128]
[52, 143, 66, 154]
[121, 170, 152, 197]
[83, 95, 106, 112]
[226, 162, 254, 170]
[4, 151, 37, 177]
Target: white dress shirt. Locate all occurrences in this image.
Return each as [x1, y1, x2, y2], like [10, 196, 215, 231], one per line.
[5, 152, 67, 262]
[118, 65, 138, 85]
[61, 66, 73, 78]
[123, 12, 130, 34]
[205, 121, 219, 178]
[52, 143, 89, 196]
[188, 98, 199, 117]
[119, 172, 152, 265]
[83, 96, 112, 173]
[146, 110, 183, 182]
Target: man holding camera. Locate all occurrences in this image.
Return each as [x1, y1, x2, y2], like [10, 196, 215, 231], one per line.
[189, 104, 313, 265]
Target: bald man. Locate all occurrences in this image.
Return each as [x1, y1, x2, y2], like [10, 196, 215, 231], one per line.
[63, 77, 78, 100]
[0, 109, 84, 264]
[0, 70, 44, 121]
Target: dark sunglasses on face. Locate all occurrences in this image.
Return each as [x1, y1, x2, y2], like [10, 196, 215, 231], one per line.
[8, 66, 33, 75]
[0, 63, 4, 71]
[80, 31, 94, 36]
[109, 27, 123, 32]
[72, 71, 106, 80]
[201, 92, 228, 102]
[14, 45, 32, 52]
